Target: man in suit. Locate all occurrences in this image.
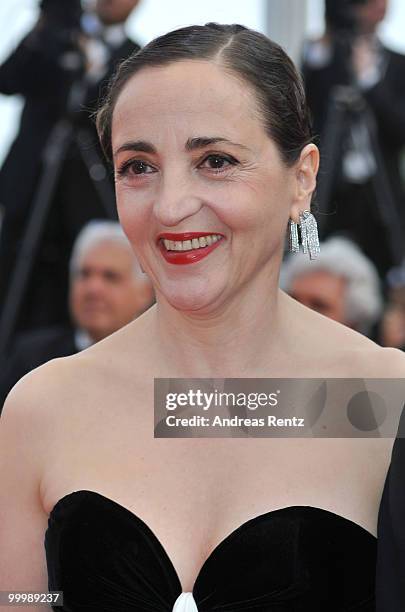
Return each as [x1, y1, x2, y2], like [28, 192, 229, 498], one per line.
[301, 0, 405, 279]
[0, 219, 155, 413]
[0, 0, 141, 336]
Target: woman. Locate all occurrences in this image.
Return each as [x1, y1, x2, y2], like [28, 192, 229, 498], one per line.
[1, 23, 404, 611]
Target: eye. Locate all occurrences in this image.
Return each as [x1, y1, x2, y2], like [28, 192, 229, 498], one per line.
[103, 271, 121, 283]
[198, 153, 238, 173]
[76, 269, 90, 280]
[116, 159, 157, 177]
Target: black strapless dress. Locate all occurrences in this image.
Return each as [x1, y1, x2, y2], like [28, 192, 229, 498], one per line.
[44, 489, 377, 611]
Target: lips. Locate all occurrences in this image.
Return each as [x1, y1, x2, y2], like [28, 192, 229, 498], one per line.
[156, 232, 225, 265]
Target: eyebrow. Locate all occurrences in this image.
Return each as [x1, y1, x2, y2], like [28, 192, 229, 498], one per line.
[113, 136, 250, 158]
[185, 137, 250, 152]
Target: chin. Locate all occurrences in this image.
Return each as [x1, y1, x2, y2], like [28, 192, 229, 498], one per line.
[159, 275, 226, 314]
[87, 327, 108, 342]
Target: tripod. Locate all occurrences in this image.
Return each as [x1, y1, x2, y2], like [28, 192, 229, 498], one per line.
[0, 76, 117, 361]
[316, 84, 405, 271]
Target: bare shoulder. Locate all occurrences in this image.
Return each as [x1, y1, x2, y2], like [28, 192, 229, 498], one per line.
[2, 351, 89, 414]
[0, 348, 126, 594]
[0, 348, 121, 500]
[1, 355, 74, 429]
[2, 309, 154, 427]
[283, 291, 405, 377]
[0, 346, 109, 446]
[363, 345, 405, 377]
[0, 355, 84, 479]
[327, 322, 405, 378]
[326, 323, 405, 378]
[0, 358, 79, 594]
[2, 321, 153, 443]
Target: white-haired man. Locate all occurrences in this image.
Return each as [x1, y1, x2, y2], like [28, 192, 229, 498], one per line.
[69, 219, 154, 344]
[280, 235, 383, 337]
[0, 220, 154, 410]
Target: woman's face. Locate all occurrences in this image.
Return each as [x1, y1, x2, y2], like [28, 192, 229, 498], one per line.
[111, 60, 316, 313]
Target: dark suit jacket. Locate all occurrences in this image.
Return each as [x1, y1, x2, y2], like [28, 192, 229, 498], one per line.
[376, 408, 405, 610]
[0, 325, 78, 413]
[302, 42, 405, 214]
[0, 27, 138, 218]
[0, 25, 74, 225]
[301, 41, 405, 277]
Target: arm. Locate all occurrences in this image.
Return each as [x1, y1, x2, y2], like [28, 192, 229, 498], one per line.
[0, 374, 51, 610]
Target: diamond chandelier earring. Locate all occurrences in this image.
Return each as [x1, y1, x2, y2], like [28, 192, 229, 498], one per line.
[288, 210, 320, 260]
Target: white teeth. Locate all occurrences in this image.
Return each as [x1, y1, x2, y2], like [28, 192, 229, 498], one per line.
[162, 234, 222, 251]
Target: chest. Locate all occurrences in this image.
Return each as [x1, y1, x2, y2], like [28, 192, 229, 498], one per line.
[42, 417, 392, 591]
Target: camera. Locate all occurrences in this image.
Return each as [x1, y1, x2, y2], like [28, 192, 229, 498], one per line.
[39, 0, 82, 30]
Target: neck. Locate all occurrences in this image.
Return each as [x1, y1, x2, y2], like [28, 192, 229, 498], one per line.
[357, 25, 378, 37]
[149, 261, 296, 378]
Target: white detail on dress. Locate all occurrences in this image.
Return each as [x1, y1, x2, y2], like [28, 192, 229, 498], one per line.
[172, 592, 198, 611]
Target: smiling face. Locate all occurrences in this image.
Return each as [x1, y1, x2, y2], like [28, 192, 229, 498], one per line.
[111, 60, 317, 314]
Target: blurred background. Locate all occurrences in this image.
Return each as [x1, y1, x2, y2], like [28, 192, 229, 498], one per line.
[0, 0, 405, 410]
[1, 0, 405, 166]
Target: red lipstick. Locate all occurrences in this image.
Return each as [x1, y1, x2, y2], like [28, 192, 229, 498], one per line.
[157, 232, 225, 265]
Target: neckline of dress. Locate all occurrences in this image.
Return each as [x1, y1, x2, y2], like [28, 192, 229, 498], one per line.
[47, 488, 376, 594]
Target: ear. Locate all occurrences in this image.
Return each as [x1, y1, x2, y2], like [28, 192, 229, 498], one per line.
[289, 144, 319, 223]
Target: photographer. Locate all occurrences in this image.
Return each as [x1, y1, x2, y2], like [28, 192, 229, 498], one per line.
[301, 0, 405, 279]
[0, 0, 140, 342]
[0, 1, 84, 326]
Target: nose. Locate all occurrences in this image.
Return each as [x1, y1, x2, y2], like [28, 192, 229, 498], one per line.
[80, 274, 106, 295]
[153, 171, 203, 227]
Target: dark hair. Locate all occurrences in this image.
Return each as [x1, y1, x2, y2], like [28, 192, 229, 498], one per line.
[325, 0, 366, 32]
[96, 23, 313, 166]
